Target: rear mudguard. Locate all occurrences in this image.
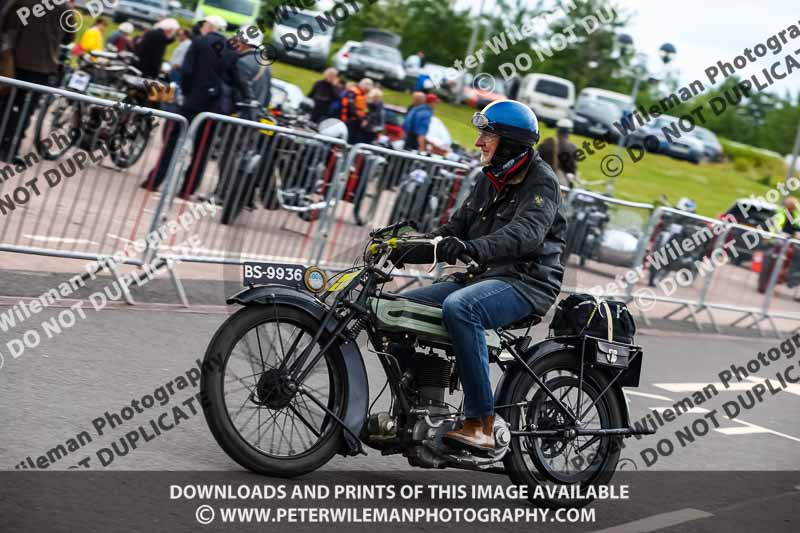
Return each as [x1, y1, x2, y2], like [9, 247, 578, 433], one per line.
[494, 336, 630, 428]
[227, 285, 368, 456]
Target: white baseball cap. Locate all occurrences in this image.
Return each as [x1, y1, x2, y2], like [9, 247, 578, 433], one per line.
[203, 14, 228, 32]
[118, 22, 134, 34]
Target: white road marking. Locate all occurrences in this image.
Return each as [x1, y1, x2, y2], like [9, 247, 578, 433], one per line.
[23, 235, 99, 246]
[655, 375, 800, 397]
[589, 508, 713, 533]
[624, 390, 674, 402]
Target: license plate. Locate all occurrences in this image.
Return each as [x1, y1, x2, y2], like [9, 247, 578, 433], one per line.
[287, 51, 305, 59]
[67, 70, 91, 92]
[365, 70, 384, 79]
[243, 262, 305, 287]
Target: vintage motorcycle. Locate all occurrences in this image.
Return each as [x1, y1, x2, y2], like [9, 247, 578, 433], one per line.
[564, 192, 610, 267]
[200, 222, 649, 507]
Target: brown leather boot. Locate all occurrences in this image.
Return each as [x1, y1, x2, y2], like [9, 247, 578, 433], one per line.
[444, 416, 495, 452]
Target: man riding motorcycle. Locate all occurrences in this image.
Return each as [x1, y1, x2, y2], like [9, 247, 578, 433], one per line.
[391, 100, 567, 453]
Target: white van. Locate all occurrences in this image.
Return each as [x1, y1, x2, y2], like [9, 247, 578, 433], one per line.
[518, 74, 575, 126]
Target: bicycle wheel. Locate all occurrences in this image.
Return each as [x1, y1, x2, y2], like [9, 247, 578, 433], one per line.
[110, 114, 152, 169]
[503, 351, 623, 507]
[34, 95, 81, 160]
[201, 305, 348, 477]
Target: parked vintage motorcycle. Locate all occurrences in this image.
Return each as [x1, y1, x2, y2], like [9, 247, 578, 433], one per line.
[200, 222, 650, 507]
[647, 212, 711, 287]
[33, 50, 166, 169]
[564, 192, 610, 266]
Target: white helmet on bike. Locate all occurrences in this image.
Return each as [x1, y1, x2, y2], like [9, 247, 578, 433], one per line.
[318, 118, 348, 141]
[676, 197, 697, 213]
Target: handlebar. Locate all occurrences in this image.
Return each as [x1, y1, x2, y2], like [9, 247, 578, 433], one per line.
[458, 253, 482, 273]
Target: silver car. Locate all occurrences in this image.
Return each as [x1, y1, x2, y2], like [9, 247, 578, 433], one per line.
[345, 43, 406, 90]
[112, 0, 170, 26]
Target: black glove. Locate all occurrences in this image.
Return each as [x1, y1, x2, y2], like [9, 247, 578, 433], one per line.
[388, 242, 434, 268]
[437, 236, 469, 265]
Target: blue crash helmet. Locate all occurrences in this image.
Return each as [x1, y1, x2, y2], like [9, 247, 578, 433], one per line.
[472, 100, 540, 145]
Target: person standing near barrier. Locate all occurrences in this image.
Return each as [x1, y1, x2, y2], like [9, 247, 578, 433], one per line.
[391, 100, 566, 452]
[775, 197, 800, 237]
[340, 80, 368, 144]
[0, 0, 71, 163]
[233, 26, 271, 111]
[134, 18, 180, 79]
[75, 17, 108, 56]
[402, 93, 438, 151]
[308, 68, 340, 123]
[538, 118, 577, 189]
[365, 88, 385, 143]
[108, 22, 135, 53]
[143, 15, 252, 198]
[168, 29, 192, 83]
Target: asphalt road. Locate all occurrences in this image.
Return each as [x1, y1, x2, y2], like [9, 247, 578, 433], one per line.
[1, 300, 798, 531]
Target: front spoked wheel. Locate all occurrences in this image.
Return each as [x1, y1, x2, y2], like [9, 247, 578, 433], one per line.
[201, 305, 347, 477]
[502, 351, 623, 508]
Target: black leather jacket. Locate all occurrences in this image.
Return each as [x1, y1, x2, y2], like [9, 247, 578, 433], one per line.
[431, 153, 567, 315]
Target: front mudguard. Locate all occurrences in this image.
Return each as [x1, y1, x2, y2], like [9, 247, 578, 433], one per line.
[228, 285, 369, 456]
[494, 336, 631, 428]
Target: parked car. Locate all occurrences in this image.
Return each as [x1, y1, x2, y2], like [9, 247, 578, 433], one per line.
[271, 9, 333, 71]
[570, 87, 632, 143]
[333, 40, 361, 73]
[691, 126, 723, 162]
[571, 99, 622, 143]
[194, 0, 259, 33]
[462, 77, 506, 109]
[518, 74, 575, 127]
[110, 0, 170, 26]
[626, 115, 707, 164]
[382, 104, 452, 154]
[344, 42, 406, 89]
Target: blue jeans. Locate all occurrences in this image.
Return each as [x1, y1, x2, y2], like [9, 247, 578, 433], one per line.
[403, 280, 533, 418]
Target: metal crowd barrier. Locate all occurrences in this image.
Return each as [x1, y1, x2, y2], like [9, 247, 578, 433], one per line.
[152, 112, 349, 268]
[0, 76, 188, 299]
[621, 206, 800, 336]
[309, 143, 472, 271]
[560, 188, 654, 296]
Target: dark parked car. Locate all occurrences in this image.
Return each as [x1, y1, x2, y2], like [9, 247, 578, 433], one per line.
[345, 43, 406, 89]
[571, 98, 623, 143]
[625, 115, 707, 164]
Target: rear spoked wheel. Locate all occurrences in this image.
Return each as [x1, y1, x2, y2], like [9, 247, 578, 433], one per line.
[503, 351, 623, 507]
[201, 305, 347, 477]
